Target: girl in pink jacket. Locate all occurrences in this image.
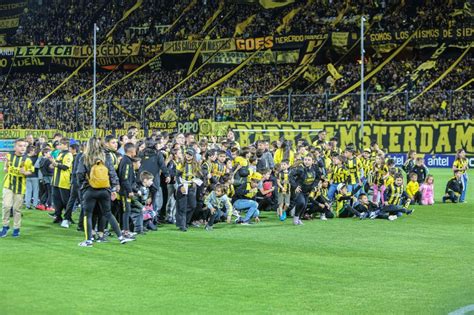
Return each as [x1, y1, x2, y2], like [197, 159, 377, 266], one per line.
[420, 175, 434, 205]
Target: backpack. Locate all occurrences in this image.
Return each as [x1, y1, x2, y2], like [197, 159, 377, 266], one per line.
[88, 160, 110, 189]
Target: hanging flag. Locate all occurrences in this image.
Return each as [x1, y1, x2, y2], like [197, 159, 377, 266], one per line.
[327, 63, 342, 80]
[234, 14, 256, 37]
[259, 0, 295, 9]
[276, 7, 301, 34]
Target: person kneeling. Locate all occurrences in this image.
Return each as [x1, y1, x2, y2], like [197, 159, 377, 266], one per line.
[233, 173, 261, 225]
[204, 184, 233, 231]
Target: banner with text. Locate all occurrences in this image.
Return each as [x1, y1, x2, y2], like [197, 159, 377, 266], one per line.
[219, 120, 473, 154]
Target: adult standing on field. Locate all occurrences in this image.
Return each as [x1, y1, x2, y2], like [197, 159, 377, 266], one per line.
[452, 149, 469, 203]
[77, 137, 134, 247]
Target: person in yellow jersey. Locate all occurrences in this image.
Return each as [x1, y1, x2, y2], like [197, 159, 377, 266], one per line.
[50, 138, 74, 227]
[1, 139, 31, 238]
[452, 149, 469, 203]
[344, 147, 363, 195]
[274, 140, 295, 167]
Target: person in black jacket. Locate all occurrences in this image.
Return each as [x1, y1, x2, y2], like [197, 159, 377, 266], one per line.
[138, 139, 170, 222]
[443, 170, 464, 203]
[77, 138, 134, 247]
[289, 154, 321, 225]
[118, 143, 137, 236]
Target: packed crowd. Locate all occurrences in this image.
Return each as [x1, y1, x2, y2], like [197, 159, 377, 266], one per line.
[1, 52, 471, 130]
[8, 0, 471, 45]
[1, 129, 469, 245]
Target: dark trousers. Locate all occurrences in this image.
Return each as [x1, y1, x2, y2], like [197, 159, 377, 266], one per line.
[207, 208, 224, 227]
[65, 183, 80, 222]
[40, 182, 52, 206]
[338, 205, 361, 218]
[308, 201, 334, 218]
[380, 205, 411, 215]
[175, 187, 196, 230]
[121, 197, 131, 231]
[290, 192, 310, 218]
[52, 186, 71, 220]
[443, 190, 460, 203]
[82, 188, 121, 241]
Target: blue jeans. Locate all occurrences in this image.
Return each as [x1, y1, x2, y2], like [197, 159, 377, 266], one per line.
[153, 186, 163, 214]
[25, 177, 39, 208]
[460, 173, 468, 202]
[328, 183, 339, 201]
[233, 199, 259, 222]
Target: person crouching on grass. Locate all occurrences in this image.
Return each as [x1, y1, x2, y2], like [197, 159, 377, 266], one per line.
[1, 139, 30, 238]
[77, 138, 134, 247]
[204, 184, 233, 231]
[443, 170, 463, 203]
[233, 172, 262, 225]
[289, 155, 321, 225]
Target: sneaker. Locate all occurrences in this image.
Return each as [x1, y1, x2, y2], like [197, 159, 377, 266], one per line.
[36, 204, 46, 211]
[406, 209, 415, 215]
[369, 210, 380, 220]
[191, 223, 201, 228]
[320, 214, 327, 221]
[78, 240, 93, 247]
[179, 227, 188, 232]
[234, 218, 242, 224]
[298, 219, 304, 225]
[97, 236, 109, 243]
[240, 221, 251, 225]
[0, 226, 10, 238]
[205, 225, 213, 231]
[12, 229, 20, 237]
[388, 215, 398, 221]
[52, 218, 62, 224]
[60, 220, 70, 228]
[118, 236, 135, 244]
[281, 212, 287, 220]
[46, 207, 55, 212]
[359, 212, 369, 220]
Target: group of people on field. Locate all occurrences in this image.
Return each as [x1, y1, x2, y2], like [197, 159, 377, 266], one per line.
[0, 128, 469, 247]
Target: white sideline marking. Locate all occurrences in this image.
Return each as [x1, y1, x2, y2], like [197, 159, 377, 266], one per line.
[448, 304, 474, 315]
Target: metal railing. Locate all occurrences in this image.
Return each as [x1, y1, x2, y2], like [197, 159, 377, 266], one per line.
[1, 90, 471, 132]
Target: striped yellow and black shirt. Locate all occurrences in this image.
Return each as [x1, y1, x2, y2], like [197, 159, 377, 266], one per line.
[345, 157, 361, 185]
[3, 153, 27, 194]
[330, 165, 347, 184]
[386, 184, 404, 205]
[453, 158, 468, 175]
[52, 150, 73, 190]
[177, 162, 196, 181]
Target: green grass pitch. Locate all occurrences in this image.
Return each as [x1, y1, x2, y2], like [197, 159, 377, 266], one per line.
[0, 167, 472, 314]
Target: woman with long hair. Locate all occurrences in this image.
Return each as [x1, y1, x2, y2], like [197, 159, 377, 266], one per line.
[77, 137, 134, 247]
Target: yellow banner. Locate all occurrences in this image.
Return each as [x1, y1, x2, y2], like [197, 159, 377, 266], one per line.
[201, 50, 299, 64]
[331, 32, 349, 49]
[0, 16, 19, 29]
[219, 120, 474, 154]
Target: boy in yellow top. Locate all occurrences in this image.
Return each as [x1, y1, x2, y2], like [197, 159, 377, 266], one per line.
[1, 139, 31, 238]
[344, 148, 362, 195]
[51, 138, 74, 227]
[406, 172, 421, 204]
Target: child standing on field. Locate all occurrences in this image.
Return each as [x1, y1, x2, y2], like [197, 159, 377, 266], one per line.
[420, 175, 434, 205]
